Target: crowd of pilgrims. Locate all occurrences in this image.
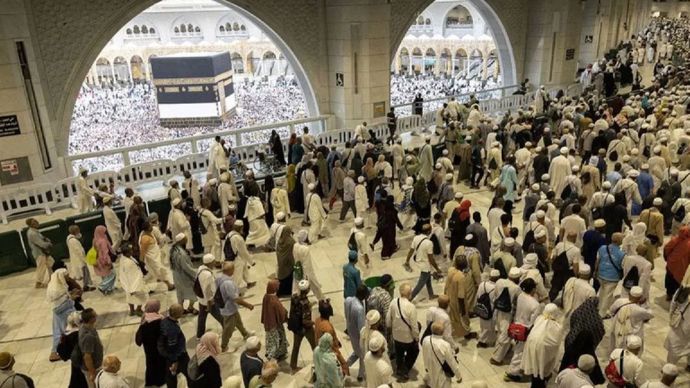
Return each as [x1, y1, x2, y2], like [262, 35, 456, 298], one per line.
[9, 16, 690, 388]
[68, 76, 307, 172]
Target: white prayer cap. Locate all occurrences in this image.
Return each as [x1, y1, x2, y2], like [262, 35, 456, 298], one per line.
[465, 234, 474, 241]
[626, 335, 642, 350]
[543, 303, 559, 317]
[245, 336, 261, 350]
[454, 192, 464, 200]
[536, 210, 546, 219]
[297, 230, 309, 244]
[605, 195, 615, 206]
[169, 179, 178, 186]
[174, 233, 186, 242]
[653, 197, 663, 206]
[541, 174, 550, 181]
[203, 254, 215, 264]
[577, 354, 596, 371]
[660, 136, 669, 143]
[671, 168, 679, 176]
[578, 264, 591, 275]
[229, 204, 237, 211]
[366, 310, 381, 326]
[531, 183, 540, 191]
[445, 173, 453, 181]
[535, 229, 547, 238]
[354, 217, 364, 227]
[602, 181, 612, 189]
[465, 135, 472, 141]
[654, 145, 662, 154]
[308, 183, 316, 191]
[503, 237, 515, 247]
[572, 165, 580, 173]
[508, 267, 522, 279]
[406, 155, 412, 162]
[369, 336, 385, 352]
[641, 163, 649, 170]
[662, 363, 680, 377]
[405, 177, 414, 185]
[435, 163, 442, 170]
[524, 253, 538, 266]
[276, 212, 286, 221]
[630, 286, 643, 298]
[492, 141, 500, 147]
[234, 219, 244, 227]
[490, 269, 501, 277]
[627, 169, 640, 178]
[535, 147, 543, 152]
[208, 178, 218, 185]
[525, 142, 533, 147]
[172, 198, 182, 207]
[442, 149, 449, 156]
[298, 279, 310, 291]
[544, 127, 551, 133]
[560, 147, 568, 155]
[102, 196, 113, 204]
[358, 176, 365, 183]
[220, 172, 230, 182]
[594, 219, 606, 228]
[471, 383, 489, 388]
[622, 154, 631, 162]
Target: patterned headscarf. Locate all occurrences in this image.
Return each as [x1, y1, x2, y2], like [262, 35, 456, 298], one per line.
[565, 297, 605, 349]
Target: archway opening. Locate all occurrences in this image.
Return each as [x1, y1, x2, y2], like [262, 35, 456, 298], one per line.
[68, 0, 317, 172]
[390, 0, 517, 111]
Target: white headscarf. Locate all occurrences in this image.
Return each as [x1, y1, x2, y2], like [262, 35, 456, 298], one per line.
[621, 222, 647, 255]
[46, 268, 69, 305]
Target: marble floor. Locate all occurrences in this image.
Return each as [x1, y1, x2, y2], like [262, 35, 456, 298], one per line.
[0, 177, 687, 388]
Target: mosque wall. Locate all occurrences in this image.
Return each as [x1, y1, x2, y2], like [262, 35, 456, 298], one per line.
[0, 0, 661, 189]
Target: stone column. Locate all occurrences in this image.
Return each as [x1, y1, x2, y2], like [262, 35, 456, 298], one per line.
[326, 0, 391, 128]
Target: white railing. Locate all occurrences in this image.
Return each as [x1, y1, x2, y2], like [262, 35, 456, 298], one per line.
[66, 115, 330, 175]
[391, 84, 521, 114]
[1, 87, 563, 223]
[0, 183, 56, 224]
[55, 171, 119, 209]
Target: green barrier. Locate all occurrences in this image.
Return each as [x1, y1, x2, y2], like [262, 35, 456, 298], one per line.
[21, 219, 70, 265]
[147, 198, 171, 231]
[0, 230, 30, 276]
[65, 211, 105, 252]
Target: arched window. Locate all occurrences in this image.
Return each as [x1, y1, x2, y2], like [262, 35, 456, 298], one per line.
[187, 24, 193, 33]
[219, 25, 225, 32]
[240, 24, 246, 31]
[417, 15, 424, 25]
[425, 18, 431, 25]
[141, 25, 148, 34]
[180, 24, 186, 33]
[233, 22, 239, 31]
[133, 25, 140, 34]
[149, 27, 156, 34]
[126, 28, 132, 35]
[194, 26, 200, 33]
[174, 26, 180, 33]
[226, 22, 231, 31]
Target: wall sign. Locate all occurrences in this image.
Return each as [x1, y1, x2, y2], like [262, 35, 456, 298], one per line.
[373, 101, 386, 118]
[565, 48, 576, 61]
[0, 115, 20, 137]
[0, 156, 33, 185]
[336, 72, 344, 87]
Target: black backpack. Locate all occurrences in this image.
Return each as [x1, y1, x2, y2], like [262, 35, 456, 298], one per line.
[488, 158, 498, 170]
[675, 205, 686, 222]
[447, 209, 459, 231]
[474, 284, 494, 320]
[287, 295, 303, 332]
[494, 287, 512, 313]
[643, 145, 650, 158]
[198, 210, 208, 235]
[522, 229, 536, 252]
[609, 150, 618, 161]
[552, 249, 571, 274]
[224, 233, 238, 261]
[560, 184, 573, 201]
[430, 233, 442, 255]
[622, 266, 640, 290]
[493, 258, 507, 279]
[347, 232, 358, 251]
[193, 269, 211, 298]
[213, 281, 225, 306]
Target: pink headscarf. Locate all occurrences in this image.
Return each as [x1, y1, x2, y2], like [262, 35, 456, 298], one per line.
[196, 332, 221, 364]
[93, 225, 112, 262]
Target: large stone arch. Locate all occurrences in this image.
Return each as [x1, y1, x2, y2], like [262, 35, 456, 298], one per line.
[27, 0, 323, 157]
[390, 0, 521, 87]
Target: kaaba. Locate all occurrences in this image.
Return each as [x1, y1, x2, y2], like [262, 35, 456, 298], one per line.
[150, 52, 236, 127]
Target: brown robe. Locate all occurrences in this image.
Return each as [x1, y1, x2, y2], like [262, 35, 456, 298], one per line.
[444, 267, 471, 337]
